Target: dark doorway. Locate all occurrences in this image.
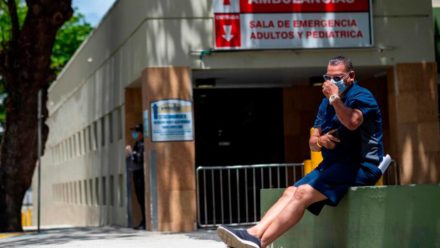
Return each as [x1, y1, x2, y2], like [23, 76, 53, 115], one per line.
[194, 88, 286, 227]
[194, 88, 285, 166]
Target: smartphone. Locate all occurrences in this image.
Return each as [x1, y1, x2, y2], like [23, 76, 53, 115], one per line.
[328, 129, 339, 139]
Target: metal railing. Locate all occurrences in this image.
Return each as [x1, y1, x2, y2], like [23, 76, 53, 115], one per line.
[196, 163, 304, 228]
[196, 159, 400, 228]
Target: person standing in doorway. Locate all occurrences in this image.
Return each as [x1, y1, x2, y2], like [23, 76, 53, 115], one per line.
[126, 124, 146, 230]
[217, 56, 384, 248]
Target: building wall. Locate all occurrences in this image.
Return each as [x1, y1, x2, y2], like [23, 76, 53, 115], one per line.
[37, 0, 439, 227]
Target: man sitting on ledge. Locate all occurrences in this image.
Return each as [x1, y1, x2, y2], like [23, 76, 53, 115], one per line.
[217, 56, 384, 248]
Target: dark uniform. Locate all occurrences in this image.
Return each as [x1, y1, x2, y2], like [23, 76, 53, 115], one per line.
[129, 139, 146, 228]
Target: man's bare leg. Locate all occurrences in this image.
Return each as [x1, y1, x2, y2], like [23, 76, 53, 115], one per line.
[259, 184, 327, 247]
[247, 186, 297, 238]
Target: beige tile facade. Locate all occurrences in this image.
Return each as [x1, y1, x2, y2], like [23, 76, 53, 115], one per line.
[141, 67, 196, 232]
[388, 63, 440, 184]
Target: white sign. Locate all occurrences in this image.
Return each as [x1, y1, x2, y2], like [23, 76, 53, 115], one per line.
[150, 99, 193, 142]
[214, 0, 373, 50]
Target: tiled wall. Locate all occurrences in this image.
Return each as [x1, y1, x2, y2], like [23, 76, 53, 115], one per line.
[388, 63, 440, 184]
[142, 67, 196, 232]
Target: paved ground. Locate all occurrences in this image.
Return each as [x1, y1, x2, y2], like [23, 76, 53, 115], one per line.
[0, 226, 225, 248]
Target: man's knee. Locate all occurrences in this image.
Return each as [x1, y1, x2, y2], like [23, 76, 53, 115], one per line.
[293, 185, 310, 202]
[281, 186, 296, 199]
[292, 185, 325, 206]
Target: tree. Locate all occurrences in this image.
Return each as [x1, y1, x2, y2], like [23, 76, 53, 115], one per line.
[51, 11, 92, 74]
[0, 2, 92, 136]
[0, 0, 73, 232]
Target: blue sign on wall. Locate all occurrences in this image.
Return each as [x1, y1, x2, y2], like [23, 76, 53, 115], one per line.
[150, 99, 193, 142]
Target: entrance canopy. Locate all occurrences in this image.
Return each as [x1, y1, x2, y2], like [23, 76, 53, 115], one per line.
[192, 66, 388, 88]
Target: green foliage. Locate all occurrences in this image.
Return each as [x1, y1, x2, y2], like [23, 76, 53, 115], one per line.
[51, 10, 93, 74]
[0, 2, 93, 132]
[0, 0, 27, 47]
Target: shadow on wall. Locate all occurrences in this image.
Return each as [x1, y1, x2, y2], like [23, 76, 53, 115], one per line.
[389, 63, 440, 185]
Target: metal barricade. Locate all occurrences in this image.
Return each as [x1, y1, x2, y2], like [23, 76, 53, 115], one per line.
[196, 163, 304, 228]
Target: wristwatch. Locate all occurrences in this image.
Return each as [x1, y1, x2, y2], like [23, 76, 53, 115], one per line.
[329, 94, 340, 105]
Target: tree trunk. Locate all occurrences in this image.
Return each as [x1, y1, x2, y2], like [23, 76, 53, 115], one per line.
[0, 0, 72, 232]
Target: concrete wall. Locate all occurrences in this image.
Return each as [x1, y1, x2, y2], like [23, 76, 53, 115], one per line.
[38, 0, 439, 227]
[261, 186, 440, 248]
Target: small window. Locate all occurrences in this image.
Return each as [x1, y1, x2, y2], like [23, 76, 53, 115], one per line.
[74, 134, 78, 157]
[93, 121, 98, 151]
[110, 175, 114, 206]
[73, 181, 78, 205]
[109, 113, 114, 144]
[63, 183, 67, 203]
[88, 125, 94, 151]
[65, 183, 69, 204]
[117, 107, 123, 140]
[101, 117, 106, 147]
[69, 136, 75, 160]
[78, 132, 83, 156]
[89, 179, 94, 205]
[118, 174, 124, 207]
[83, 128, 88, 154]
[78, 180, 82, 205]
[84, 180, 88, 205]
[95, 177, 100, 205]
[102, 176, 107, 205]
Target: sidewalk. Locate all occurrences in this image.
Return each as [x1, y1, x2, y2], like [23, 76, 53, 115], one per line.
[0, 226, 225, 248]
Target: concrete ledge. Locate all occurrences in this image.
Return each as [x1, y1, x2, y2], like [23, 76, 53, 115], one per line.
[261, 185, 440, 248]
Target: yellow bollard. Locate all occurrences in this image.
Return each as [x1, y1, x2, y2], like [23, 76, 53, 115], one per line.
[21, 212, 25, 227]
[311, 151, 323, 169]
[26, 208, 32, 226]
[375, 176, 384, 186]
[303, 160, 313, 175]
[21, 208, 32, 227]
[310, 128, 323, 169]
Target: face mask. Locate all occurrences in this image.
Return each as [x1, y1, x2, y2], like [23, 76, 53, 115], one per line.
[131, 131, 139, 140]
[331, 78, 346, 94]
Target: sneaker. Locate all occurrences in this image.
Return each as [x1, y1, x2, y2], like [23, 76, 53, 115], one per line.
[217, 225, 261, 248]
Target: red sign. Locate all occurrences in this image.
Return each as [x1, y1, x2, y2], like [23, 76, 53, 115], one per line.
[213, 0, 373, 50]
[240, 0, 369, 13]
[215, 14, 241, 48]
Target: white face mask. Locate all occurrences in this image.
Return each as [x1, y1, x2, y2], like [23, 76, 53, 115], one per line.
[331, 78, 346, 94]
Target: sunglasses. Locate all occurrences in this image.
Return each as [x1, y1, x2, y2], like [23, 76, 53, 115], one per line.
[323, 73, 349, 82]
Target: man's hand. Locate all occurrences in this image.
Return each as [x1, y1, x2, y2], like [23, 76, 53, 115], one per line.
[318, 129, 340, 150]
[322, 81, 339, 98]
[125, 145, 132, 157]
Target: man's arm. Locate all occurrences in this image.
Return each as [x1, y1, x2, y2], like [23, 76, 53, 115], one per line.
[322, 81, 363, 131]
[330, 97, 363, 131]
[309, 128, 322, 151]
[309, 127, 340, 151]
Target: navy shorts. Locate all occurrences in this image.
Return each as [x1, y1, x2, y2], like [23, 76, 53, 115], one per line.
[294, 160, 382, 215]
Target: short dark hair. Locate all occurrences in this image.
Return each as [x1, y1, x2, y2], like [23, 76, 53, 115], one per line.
[131, 123, 143, 133]
[328, 56, 354, 72]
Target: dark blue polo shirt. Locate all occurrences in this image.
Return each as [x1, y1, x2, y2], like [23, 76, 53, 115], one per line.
[313, 82, 384, 167]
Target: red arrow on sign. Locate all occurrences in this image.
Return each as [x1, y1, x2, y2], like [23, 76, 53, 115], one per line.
[224, 0, 231, 5]
[215, 14, 241, 48]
